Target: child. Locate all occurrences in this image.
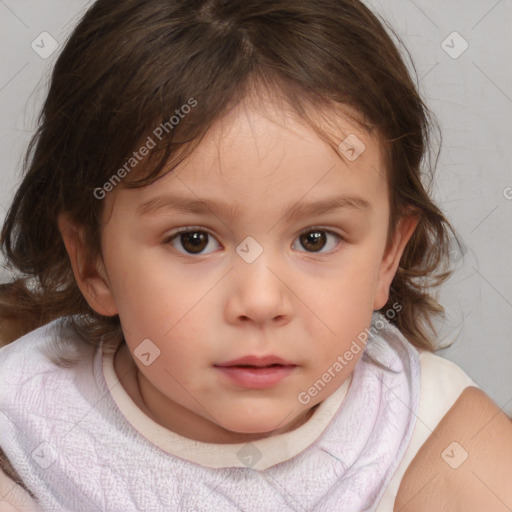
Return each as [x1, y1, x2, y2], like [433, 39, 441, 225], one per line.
[1, 0, 511, 510]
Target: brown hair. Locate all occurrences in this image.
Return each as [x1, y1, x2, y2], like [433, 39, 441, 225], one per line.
[0, 0, 462, 352]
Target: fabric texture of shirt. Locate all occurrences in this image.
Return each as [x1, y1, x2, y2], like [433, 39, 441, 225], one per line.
[0, 312, 476, 511]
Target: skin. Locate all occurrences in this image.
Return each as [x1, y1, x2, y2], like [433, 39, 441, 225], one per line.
[59, 94, 418, 444]
[394, 386, 512, 511]
[58, 95, 512, 509]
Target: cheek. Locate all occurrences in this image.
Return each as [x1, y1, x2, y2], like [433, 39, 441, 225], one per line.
[303, 254, 380, 341]
[113, 269, 213, 347]
[324, 250, 380, 303]
[103, 254, 175, 338]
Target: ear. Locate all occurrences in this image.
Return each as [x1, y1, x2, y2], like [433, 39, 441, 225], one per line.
[373, 212, 420, 310]
[57, 213, 118, 317]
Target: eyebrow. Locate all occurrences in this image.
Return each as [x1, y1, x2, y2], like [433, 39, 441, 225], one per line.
[137, 194, 371, 220]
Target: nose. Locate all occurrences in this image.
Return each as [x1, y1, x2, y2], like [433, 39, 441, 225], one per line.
[225, 249, 294, 328]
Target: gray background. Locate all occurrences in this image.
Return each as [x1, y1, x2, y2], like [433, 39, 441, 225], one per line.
[1, 1, 511, 415]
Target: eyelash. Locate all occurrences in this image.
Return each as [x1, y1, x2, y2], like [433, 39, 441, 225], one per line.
[163, 226, 344, 256]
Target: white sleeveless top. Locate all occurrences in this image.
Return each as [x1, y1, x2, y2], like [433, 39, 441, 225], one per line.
[375, 349, 478, 510]
[0, 313, 477, 511]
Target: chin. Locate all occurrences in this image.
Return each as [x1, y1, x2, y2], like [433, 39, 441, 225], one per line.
[222, 419, 274, 435]
[220, 412, 304, 439]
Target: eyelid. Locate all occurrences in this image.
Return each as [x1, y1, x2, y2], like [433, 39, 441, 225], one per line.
[297, 225, 345, 238]
[166, 226, 217, 238]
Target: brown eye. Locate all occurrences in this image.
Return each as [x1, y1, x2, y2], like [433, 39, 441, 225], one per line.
[300, 231, 326, 251]
[180, 231, 208, 254]
[166, 229, 219, 255]
[294, 229, 343, 253]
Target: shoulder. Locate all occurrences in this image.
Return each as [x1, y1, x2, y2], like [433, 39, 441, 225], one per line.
[0, 449, 40, 511]
[0, 317, 97, 430]
[418, 349, 476, 390]
[0, 317, 93, 377]
[395, 385, 512, 511]
[0, 319, 100, 511]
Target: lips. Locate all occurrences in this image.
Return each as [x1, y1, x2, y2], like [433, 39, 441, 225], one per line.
[215, 355, 295, 368]
[214, 355, 297, 389]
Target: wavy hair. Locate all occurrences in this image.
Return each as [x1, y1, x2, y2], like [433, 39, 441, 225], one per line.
[0, 0, 461, 353]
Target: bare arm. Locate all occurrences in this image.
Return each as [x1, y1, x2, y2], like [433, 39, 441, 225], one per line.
[395, 386, 512, 512]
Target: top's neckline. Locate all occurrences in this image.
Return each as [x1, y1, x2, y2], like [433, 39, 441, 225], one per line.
[101, 339, 353, 470]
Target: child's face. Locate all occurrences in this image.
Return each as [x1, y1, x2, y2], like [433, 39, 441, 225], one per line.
[81, 97, 416, 443]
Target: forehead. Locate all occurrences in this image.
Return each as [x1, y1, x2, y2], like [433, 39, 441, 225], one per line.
[106, 95, 389, 220]
[167, 97, 385, 189]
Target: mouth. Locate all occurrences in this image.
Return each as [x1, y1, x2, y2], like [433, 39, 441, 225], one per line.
[228, 364, 288, 368]
[214, 357, 297, 389]
[215, 355, 295, 368]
